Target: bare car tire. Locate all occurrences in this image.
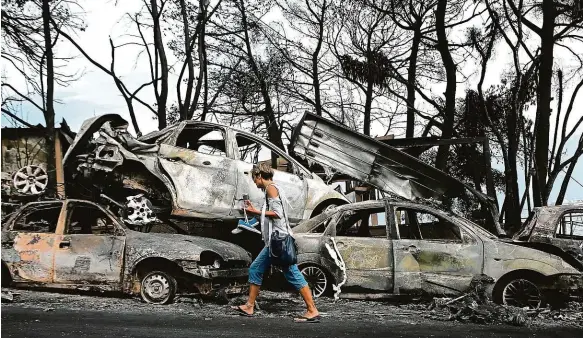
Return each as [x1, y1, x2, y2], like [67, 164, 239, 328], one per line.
[494, 274, 542, 309]
[300, 264, 330, 298]
[140, 270, 177, 305]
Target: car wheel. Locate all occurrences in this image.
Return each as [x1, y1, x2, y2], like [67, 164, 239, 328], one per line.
[140, 270, 177, 305]
[496, 276, 542, 309]
[300, 264, 329, 298]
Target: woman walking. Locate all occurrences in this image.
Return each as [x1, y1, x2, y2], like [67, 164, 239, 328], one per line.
[232, 163, 321, 323]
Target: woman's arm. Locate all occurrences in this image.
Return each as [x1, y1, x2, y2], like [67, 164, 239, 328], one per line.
[243, 200, 280, 219]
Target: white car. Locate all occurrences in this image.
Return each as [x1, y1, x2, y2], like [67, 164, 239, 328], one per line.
[63, 115, 348, 226]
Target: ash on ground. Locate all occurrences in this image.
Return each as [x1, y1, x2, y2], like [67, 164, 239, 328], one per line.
[2, 287, 581, 328]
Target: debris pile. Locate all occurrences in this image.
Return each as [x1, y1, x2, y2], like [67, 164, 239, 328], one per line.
[1, 289, 20, 303]
[428, 275, 529, 326]
[532, 302, 583, 327]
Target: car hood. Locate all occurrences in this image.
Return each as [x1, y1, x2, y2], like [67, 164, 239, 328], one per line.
[290, 112, 504, 236]
[497, 239, 583, 272]
[63, 114, 129, 164]
[63, 114, 159, 167]
[125, 230, 252, 263]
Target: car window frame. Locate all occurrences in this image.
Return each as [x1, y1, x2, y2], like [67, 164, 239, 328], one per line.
[327, 203, 390, 239]
[8, 201, 64, 233]
[172, 124, 229, 157]
[233, 131, 312, 179]
[64, 201, 126, 236]
[555, 209, 583, 239]
[390, 204, 476, 244]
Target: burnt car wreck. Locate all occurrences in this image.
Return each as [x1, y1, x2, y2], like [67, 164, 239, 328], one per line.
[290, 112, 504, 236]
[285, 113, 583, 307]
[292, 200, 583, 308]
[514, 204, 583, 262]
[62, 115, 347, 228]
[1, 200, 251, 305]
[3, 111, 582, 313]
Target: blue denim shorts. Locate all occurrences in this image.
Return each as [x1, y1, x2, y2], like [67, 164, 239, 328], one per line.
[248, 246, 308, 290]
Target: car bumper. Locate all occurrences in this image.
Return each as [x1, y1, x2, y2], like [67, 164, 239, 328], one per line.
[184, 266, 248, 279]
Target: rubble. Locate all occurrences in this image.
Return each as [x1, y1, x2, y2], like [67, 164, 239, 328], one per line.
[427, 295, 583, 327]
[3, 287, 581, 328]
[1, 289, 18, 303]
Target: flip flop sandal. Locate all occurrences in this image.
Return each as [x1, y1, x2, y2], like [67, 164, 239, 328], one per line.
[294, 315, 321, 323]
[231, 305, 254, 317]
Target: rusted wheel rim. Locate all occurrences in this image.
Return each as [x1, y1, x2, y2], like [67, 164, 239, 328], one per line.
[13, 165, 48, 195]
[502, 278, 542, 309]
[142, 273, 171, 303]
[301, 266, 327, 298]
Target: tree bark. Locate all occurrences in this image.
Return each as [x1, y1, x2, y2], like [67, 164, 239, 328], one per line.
[434, 0, 456, 171]
[151, 0, 168, 129]
[41, 0, 57, 197]
[406, 27, 421, 138]
[505, 94, 521, 230]
[555, 150, 581, 205]
[311, 0, 327, 117]
[533, 0, 555, 206]
[178, 0, 194, 120]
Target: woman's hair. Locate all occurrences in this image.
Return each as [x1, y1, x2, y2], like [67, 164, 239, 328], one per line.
[251, 162, 274, 180]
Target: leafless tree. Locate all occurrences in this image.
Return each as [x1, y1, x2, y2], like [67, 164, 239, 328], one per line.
[2, 0, 85, 196]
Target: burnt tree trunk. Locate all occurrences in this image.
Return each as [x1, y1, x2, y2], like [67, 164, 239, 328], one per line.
[151, 0, 168, 129]
[533, 0, 555, 207]
[239, 0, 285, 153]
[505, 90, 522, 231]
[434, 0, 456, 171]
[311, 0, 327, 117]
[41, 0, 57, 197]
[178, 0, 194, 120]
[406, 27, 421, 138]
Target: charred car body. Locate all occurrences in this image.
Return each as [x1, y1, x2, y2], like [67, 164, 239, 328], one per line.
[63, 115, 348, 227]
[287, 113, 582, 307]
[290, 112, 504, 236]
[1, 199, 251, 304]
[293, 200, 583, 308]
[514, 204, 583, 262]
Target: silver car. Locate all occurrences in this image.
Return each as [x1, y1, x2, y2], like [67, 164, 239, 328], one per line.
[293, 200, 583, 308]
[63, 115, 348, 226]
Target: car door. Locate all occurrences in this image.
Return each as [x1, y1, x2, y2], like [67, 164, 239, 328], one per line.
[328, 203, 394, 292]
[390, 204, 483, 296]
[1, 202, 64, 283]
[233, 132, 308, 223]
[157, 124, 238, 217]
[553, 209, 583, 259]
[52, 201, 125, 288]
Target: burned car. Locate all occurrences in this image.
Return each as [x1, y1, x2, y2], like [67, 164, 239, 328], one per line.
[63, 115, 348, 226]
[292, 200, 583, 308]
[514, 204, 583, 262]
[291, 112, 505, 235]
[1, 199, 251, 305]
